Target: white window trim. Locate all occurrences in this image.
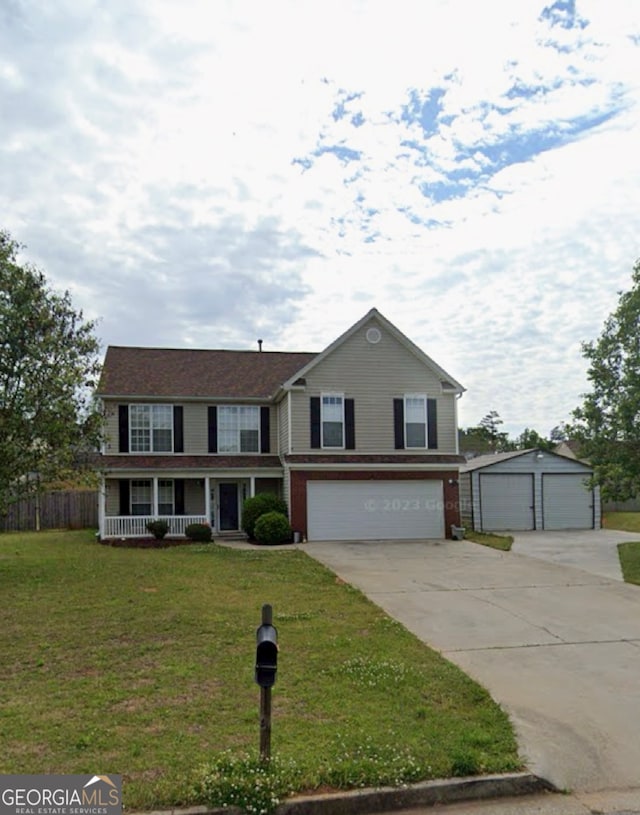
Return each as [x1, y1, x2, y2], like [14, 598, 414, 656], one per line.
[404, 393, 428, 449]
[129, 404, 174, 454]
[157, 478, 175, 515]
[130, 478, 152, 515]
[130, 478, 175, 516]
[321, 392, 345, 450]
[217, 405, 261, 454]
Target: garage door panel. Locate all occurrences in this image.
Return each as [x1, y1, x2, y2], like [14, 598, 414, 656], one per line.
[543, 473, 594, 530]
[307, 480, 444, 541]
[480, 474, 534, 531]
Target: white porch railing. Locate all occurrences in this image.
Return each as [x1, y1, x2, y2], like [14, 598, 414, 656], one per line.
[102, 515, 209, 539]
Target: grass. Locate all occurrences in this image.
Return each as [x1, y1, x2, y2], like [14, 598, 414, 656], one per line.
[464, 530, 513, 551]
[602, 513, 640, 586]
[0, 530, 521, 812]
[603, 511, 640, 532]
[617, 542, 640, 585]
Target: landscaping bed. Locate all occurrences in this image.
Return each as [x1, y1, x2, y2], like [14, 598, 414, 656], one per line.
[99, 536, 198, 548]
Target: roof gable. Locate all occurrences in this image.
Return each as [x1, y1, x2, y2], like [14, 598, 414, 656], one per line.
[282, 308, 465, 393]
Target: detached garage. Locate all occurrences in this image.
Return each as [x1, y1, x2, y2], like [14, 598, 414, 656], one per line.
[460, 449, 600, 532]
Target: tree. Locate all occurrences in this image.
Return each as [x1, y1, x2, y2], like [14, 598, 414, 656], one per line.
[0, 231, 103, 513]
[571, 259, 640, 500]
[459, 410, 514, 456]
[515, 427, 554, 451]
[478, 410, 514, 452]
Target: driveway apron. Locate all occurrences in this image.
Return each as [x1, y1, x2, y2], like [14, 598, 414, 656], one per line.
[303, 536, 640, 795]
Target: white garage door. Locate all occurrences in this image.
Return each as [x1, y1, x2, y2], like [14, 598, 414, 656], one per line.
[479, 473, 534, 531]
[307, 480, 444, 541]
[543, 473, 594, 529]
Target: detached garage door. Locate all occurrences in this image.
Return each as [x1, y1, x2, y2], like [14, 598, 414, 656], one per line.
[480, 474, 534, 531]
[307, 480, 444, 541]
[543, 474, 594, 529]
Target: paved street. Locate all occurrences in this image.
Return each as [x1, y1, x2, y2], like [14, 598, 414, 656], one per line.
[389, 788, 640, 814]
[303, 531, 640, 802]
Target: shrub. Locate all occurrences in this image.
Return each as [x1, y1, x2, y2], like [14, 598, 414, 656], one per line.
[146, 519, 169, 539]
[254, 511, 292, 546]
[185, 522, 213, 542]
[242, 493, 288, 540]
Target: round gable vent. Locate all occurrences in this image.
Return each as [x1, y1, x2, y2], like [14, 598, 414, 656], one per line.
[366, 327, 382, 344]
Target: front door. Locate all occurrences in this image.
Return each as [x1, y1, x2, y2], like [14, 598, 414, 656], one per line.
[219, 483, 239, 531]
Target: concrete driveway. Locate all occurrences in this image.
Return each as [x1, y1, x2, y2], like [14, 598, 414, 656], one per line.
[512, 528, 640, 581]
[303, 532, 640, 796]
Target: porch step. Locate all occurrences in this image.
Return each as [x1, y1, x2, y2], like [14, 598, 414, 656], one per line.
[216, 530, 249, 541]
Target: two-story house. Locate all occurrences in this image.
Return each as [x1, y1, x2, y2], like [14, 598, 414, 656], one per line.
[97, 308, 465, 541]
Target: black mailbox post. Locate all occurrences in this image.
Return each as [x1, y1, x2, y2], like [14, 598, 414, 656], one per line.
[255, 604, 277, 762]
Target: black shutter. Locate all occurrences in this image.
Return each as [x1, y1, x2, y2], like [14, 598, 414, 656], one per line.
[208, 406, 217, 453]
[119, 480, 130, 515]
[310, 397, 321, 448]
[173, 406, 184, 453]
[393, 399, 404, 449]
[345, 398, 355, 450]
[260, 406, 270, 453]
[174, 479, 185, 515]
[427, 398, 438, 449]
[118, 405, 129, 453]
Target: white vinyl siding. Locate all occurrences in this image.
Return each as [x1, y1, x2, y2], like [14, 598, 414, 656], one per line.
[307, 480, 444, 541]
[104, 401, 277, 456]
[288, 321, 457, 453]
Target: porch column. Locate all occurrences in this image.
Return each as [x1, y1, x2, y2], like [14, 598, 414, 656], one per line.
[249, 476, 256, 498]
[205, 477, 211, 526]
[152, 477, 159, 517]
[98, 477, 106, 539]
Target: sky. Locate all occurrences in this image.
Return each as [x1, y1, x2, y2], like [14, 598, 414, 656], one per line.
[2, 0, 640, 437]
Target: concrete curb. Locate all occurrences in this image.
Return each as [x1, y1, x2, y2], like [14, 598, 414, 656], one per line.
[136, 772, 557, 815]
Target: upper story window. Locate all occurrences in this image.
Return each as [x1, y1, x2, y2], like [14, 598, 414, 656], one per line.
[322, 393, 344, 448]
[404, 395, 427, 448]
[218, 406, 260, 453]
[130, 405, 173, 452]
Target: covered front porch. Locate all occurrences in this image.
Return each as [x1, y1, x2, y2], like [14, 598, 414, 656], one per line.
[99, 472, 283, 539]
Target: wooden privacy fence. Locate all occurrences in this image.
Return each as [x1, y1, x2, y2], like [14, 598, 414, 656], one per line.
[0, 490, 99, 532]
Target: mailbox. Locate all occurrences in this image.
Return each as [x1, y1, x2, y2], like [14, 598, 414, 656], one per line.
[255, 622, 278, 688]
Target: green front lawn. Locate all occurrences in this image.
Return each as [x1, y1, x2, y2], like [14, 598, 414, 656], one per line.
[617, 541, 640, 585]
[0, 531, 520, 810]
[602, 513, 640, 586]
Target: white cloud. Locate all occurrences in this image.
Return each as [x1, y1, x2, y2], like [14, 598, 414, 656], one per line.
[1, 0, 640, 437]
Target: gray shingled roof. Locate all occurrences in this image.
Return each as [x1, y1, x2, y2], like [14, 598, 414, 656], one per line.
[98, 346, 317, 399]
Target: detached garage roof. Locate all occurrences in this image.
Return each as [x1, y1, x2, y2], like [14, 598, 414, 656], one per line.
[461, 449, 591, 473]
